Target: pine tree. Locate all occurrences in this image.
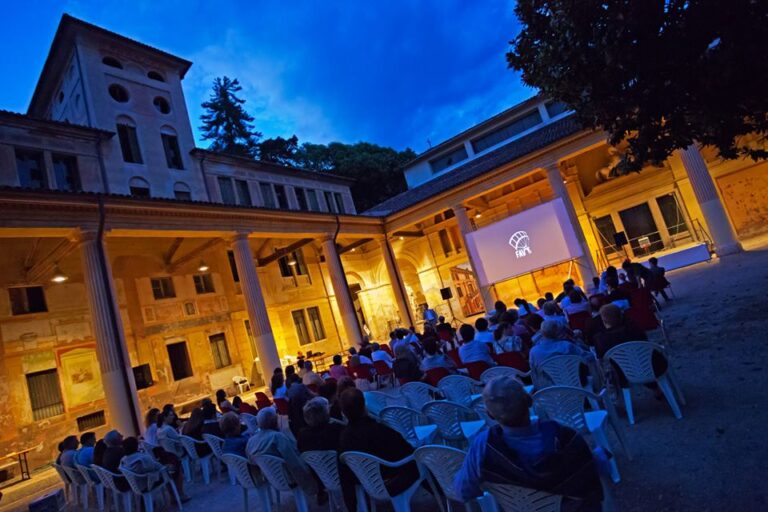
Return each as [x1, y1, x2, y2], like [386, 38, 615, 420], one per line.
[199, 76, 261, 158]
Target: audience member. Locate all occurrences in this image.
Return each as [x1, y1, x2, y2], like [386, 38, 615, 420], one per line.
[75, 432, 96, 466]
[271, 373, 287, 400]
[492, 322, 523, 354]
[420, 337, 457, 373]
[529, 320, 593, 378]
[474, 318, 494, 343]
[593, 304, 648, 358]
[120, 436, 165, 493]
[58, 436, 79, 467]
[181, 407, 212, 456]
[563, 290, 591, 316]
[318, 379, 343, 420]
[458, 324, 496, 367]
[648, 257, 672, 301]
[100, 430, 129, 491]
[157, 409, 185, 458]
[93, 439, 107, 467]
[605, 276, 631, 310]
[286, 373, 314, 437]
[371, 342, 394, 368]
[297, 359, 308, 379]
[392, 343, 423, 382]
[328, 354, 349, 380]
[143, 408, 160, 445]
[215, 389, 227, 410]
[302, 360, 324, 388]
[201, 402, 224, 438]
[233, 395, 259, 415]
[220, 412, 249, 456]
[623, 259, 652, 288]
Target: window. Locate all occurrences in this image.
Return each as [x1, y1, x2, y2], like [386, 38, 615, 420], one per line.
[295, 187, 309, 211]
[153, 97, 171, 114]
[167, 342, 193, 380]
[15, 149, 47, 189]
[438, 229, 452, 256]
[117, 123, 143, 163]
[594, 215, 619, 255]
[324, 190, 337, 213]
[306, 189, 319, 211]
[151, 277, 176, 299]
[471, 110, 542, 153]
[173, 182, 191, 200]
[656, 194, 690, 236]
[161, 134, 183, 169]
[235, 180, 251, 206]
[259, 183, 276, 208]
[618, 203, 664, 256]
[193, 274, 215, 294]
[102, 56, 123, 69]
[429, 146, 468, 174]
[278, 250, 308, 278]
[208, 333, 232, 369]
[77, 410, 106, 431]
[9, 286, 47, 315]
[147, 70, 164, 82]
[333, 192, 346, 214]
[274, 185, 289, 209]
[218, 177, 236, 205]
[52, 154, 81, 192]
[307, 306, 325, 341]
[227, 250, 240, 283]
[108, 84, 129, 103]
[291, 310, 312, 345]
[26, 369, 64, 421]
[449, 226, 463, 253]
[129, 177, 150, 197]
[545, 100, 569, 118]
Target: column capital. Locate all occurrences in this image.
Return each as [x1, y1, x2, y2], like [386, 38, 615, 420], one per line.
[542, 160, 563, 177]
[229, 231, 251, 244]
[319, 234, 336, 245]
[72, 229, 99, 244]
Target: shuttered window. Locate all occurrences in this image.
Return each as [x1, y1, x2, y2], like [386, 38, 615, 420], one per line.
[26, 369, 64, 421]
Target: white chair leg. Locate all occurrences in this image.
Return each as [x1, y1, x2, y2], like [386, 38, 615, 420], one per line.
[122, 492, 133, 512]
[96, 484, 105, 511]
[391, 493, 412, 512]
[242, 486, 249, 512]
[181, 457, 192, 482]
[657, 376, 683, 419]
[257, 484, 273, 512]
[293, 489, 310, 512]
[609, 418, 632, 461]
[668, 370, 686, 405]
[201, 459, 211, 485]
[424, 472, 446, 512]
[355, 485, 370, 512]
[621, 388, 635, 425]
[591, 426, 621, 483]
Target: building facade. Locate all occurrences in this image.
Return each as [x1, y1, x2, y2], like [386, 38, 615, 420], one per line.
[0, 15, 763, 471]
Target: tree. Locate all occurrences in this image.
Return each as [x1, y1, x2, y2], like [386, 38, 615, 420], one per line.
[199, 76, 261, 158]
[259, 135, 300, 166]
[507, 0, 768, 173]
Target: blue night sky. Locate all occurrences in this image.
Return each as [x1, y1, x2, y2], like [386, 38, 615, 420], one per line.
[0, 1, 535, 153]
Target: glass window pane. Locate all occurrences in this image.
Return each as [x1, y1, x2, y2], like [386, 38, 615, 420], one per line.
[235, 180, 251, 206]
[274, 185, 288, 209]
[292, 310, 311, 345]
[167, 342, 193, 380]
[259, 183, 276, 208]
[218, 177, 236, 205]
[15, 149, 47, 189]
[594, 215, 619, 255]
[471, 110, 542, 153]
[161, 134, 183, 169]
[307, 306, 325, 341]
[227, 251, 239, 283]
[26, 369, 64, 421]
[334, 193, 346, 214]
[429, 146, 468, 173]
[52, 154, 80, 192]
[618, 203, 664, 257]
[295, 187, 309, 210]
[117, 124, 142, 163]
[306, 189, 319, 211]
[278, 256, 292, 277]
[324, 190, 336, 212]
[656, 194, 690, 236]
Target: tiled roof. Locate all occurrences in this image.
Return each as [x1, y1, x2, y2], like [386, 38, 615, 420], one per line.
[364, 116, 586, 216]
[0, 110, 114, 137]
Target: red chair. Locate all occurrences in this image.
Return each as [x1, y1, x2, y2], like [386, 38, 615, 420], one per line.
[373, 360, 394, 388]
[273, 397, 289, 415]
[381, 344, 394, 357]
[446, 349, 463, 368]
[567, 311, 591, 331]
[352, 364, 374, 381]
[255, 392, 273, 410]
[464, 361, 491, 381]
[626, 288, 660, 331]
[494, 352, 530, 372]
[424, 367, 450, 386]
[398, 377, 416, 386]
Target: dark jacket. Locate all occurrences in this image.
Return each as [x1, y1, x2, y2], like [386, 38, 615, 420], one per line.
[297, 422, 344, 453]
[202, 420, 224, 439]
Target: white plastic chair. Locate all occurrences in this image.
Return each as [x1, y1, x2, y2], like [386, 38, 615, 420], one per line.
[59, 464, 89, 507]
[422, 401, 486, 448]
[52, 462, 75, 503]
[532, 386, 630, 483]
[401, 382, 442, 410]
[479, 366, 529, 385]
[437, 375, 482, 405]
[302, 450, 369, 512]
[535, 355, 590, 389]
[240, 412, 259, 434]
[159, 436, 192, 482]
[121, 466, 183, 512]
[221, 453, 272, 512]
[364, 390, 407, 418]
[76, 463, 105, 510]
[233, 375, 251, 394]
[180, 435, 215, 484]
[414, 445, 494, 512]
[254, 454, 313, 512]
[380, 406, 438, 448]
[604, 341, 685, 424]
[340, 451, 425, 512]
[203, 433, 235, 484]
[90, 464, 134, 512]
[483, 482, 562, 512]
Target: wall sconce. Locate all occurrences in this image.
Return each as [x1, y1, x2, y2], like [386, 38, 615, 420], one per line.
[197, 260, 209, 272]
[51, 264, 68, 283]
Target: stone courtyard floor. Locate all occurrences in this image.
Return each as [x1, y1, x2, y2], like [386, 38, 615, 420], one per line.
[2, 237, 768, 511]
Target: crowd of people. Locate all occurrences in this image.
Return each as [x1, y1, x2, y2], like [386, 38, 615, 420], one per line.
[52, 257, 670, 510]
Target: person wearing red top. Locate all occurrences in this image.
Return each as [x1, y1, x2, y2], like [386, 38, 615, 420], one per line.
[232, 395, 259, 415]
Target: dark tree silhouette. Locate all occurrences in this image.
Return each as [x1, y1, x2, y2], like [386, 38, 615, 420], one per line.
[259, 135, 300, 165]
[199, 76, 261, 158]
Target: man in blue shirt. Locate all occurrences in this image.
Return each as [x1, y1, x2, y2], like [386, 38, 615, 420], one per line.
[458, 324, 496, 367]
[529, 320, 594, 380]
[454, 376, 602, 511]
[75, 432, 96, 466]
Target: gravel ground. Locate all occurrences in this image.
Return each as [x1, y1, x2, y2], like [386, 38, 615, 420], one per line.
[3, 241, 768, 512]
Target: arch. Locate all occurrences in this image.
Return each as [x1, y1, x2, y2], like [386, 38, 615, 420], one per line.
[147, 70, 165, 82]
[129, 177, 150, 197]
[173, 182, 190, 193]
[344, 271, 367, 289]
[116, 114, 137, 127]
[102, 56, 123, 69]
[153, 96, 171, 114]
[108, 83, 129, 103]
[159, 124, 177, 136]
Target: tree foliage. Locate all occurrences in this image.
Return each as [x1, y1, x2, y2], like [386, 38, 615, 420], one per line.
[259, 135, 300, 166]
[199, 76, 261, 158]
[507, 0, 768, 172]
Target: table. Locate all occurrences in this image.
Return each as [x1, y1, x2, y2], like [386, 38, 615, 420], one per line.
[4, 447, 33, 482]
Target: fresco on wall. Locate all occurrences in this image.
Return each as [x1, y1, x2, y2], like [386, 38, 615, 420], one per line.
[58, 346, 104, 407]
[450, 264, 484, 317]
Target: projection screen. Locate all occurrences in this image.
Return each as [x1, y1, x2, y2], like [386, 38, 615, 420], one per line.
[464, 198, 583, 287]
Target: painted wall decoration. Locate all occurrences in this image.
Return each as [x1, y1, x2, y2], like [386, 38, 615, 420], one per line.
[58, 346, 104, 407]
[450, 263, 484, 317]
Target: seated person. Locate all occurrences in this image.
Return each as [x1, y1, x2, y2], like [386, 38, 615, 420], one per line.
[563, 290, 590, 316]
[297, 397, 344, 453]
[233, 396, 259, 415]
[514, 298, 537, 317]
[99, 430, 129, 492]
[348, 347, 373, 366]
[593, 304, 648, 358]
[143, 409, 160, 446]
[605, 276, 631, 311]
[458, 324, 496, 367]
[221, 411, 249, 456]
[528, 320, 593, 380]
[157, 410, 185, 458]
[119, 436, 165, 492]
[540, 302, 569, 330]
[247, 408, 317, 493]
[392, 344, 423, 382]
[492, 322, 524, 355]
[75, 432, 96, 467]
[474, 318, 495, 343]
[180, 407, 212, 457]
[287, 373, 315, 437]
[420, 337, 457, 373]
[583, 295, 608, 347]
[454, 377, 602, 510]
[318, 380, 344, 420]
[201, 402, 224, 438]
[302, 361, 324, 388]
[58, 436, 79, 467]
[328, 354, 350, 381]
[648, 257, 671, 301]
[370, 342, 394, 368]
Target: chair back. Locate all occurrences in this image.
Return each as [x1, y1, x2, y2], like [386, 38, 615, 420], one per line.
[233, 375, 249, 386]
[464, 361, 491, 381]
[567, 311, 591, 331]
[353, 364, 374, 380]
[202, 434, 225, 460]
[120, 466, 157, 495]
[364, 390, 406, 416]
[301, 450, 341, 492]
[536, 355, 587, 389]
[140, 440, 158, 455]
[401, 381, 441, 410]
[253, 454, 294, 492]
[221, 453, 260, 490]
[373, 360, 393, 376]
[437, 375, 479, 405]
[273, 397, 289, 415]
[469, 395, 496, 426]
[75, 463, 98, 485]
[381, 344, 394, 357]
[90, 465, 124, 493]
[159, 436, 183, 458]
[480, 366, 527, 385]
[53, 462, 71, 485]
[413, 446, 466, 502]
[340, 452, 391, 501]
[604, 341, 667, 385]
[424, 367, 450, 386]
[422, 401, 480, 443]
[179, 435, 203, 460]
[60, 464, 86, 485]
[240, 413, 259, 433]
[532, 386, 598, 434]
[483, 482, 562, 512]
[494, 351, 530, 371]
[379, 406, 422, 445]
[255, 392, 273, 409]
[626, 288, 660, 330]
[445, 348, 463, 368]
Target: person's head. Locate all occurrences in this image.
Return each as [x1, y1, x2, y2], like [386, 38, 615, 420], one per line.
[188, 406, 204, 424]
[156, 410, 173, 427]
[494, 301, 507, 315]
[145, 408, 160, 428]
[568, 289, 583, 304]
[544, 292, 554, 301]
[231, 396, 242, 410]
[542, 301, 558, 316]
[80, 432, 96, 447]
[525, 313, 544, 331]
[162, 403, 175, 415]
[297, 359, 306, 370]
[592, 276, 600, 287]
[61, 435, 79, 451]
[273, 367, 283, 376]
[483, 377, 532, 428]
[256, 407, 278, 431]
[500, 309, 519, 324]
[339, 388, 367, 422]
[370, 342, 380, 352]
[438, 316, 445, 323]
[220, 400, 234, 414]
[122, 436, 139, 455]
[286, 373, 301, 387]
[622, 259, 632, 272]
[394, 343, 411, 359]
[348, 346, 358, 356]
[271, 373, 284, 393]
[649, 257, 658, 267]
[589, 294, 607, 312]
[513, 298, 523, 307]
[605, 275, 619, 290]
[285, 365, 296, 377]
[303, 397, 330, 428]
[318, 380, 338, 401]
[219, 412, 241, 437]
[304, 360, 313, 372]
[389, 330, 397, 340]
[474, 317, 489, 332]
[215, 389, 227, 405]
[563, 280, 574, 294]
[540, 320, 560, 340]
[605, 266, 618, 279]
[333, 354, 342, 366]
[422, 337, 438, 356]
[202, 401, 217, 420]
[536, 297, 546, 309]
[493, 323, 508, 341]
[599, 303, 623, 329]
[459, 323, 475, 343]
[103, 430, 123, 447]
[565, 278, 575, 287]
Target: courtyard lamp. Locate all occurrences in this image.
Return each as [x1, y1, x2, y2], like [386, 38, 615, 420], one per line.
[198, 260, 209, 272]
[51, 265, 68, 283]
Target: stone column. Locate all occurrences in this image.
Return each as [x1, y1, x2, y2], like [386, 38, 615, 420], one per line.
[678, 145, 742, 255]
[79, 231, 141, 436]
[451, 205, 496, 313]
[230, 233, 282, 377]
[544, 163, 600, 279]
[379, 238, 413, 326]
[320, 236, 364, 347]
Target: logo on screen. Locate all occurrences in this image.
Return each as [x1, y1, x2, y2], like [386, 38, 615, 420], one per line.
[509, 231, 532, 259]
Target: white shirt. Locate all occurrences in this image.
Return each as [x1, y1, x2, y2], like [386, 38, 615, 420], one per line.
[359, 355, 373, 365]
[371, 350, 393, 367]
[143, 423, 158, 445]
[272, 385, 287, 400]
[474, 330, 494, 343]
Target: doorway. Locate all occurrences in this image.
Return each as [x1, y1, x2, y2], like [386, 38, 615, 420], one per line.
[618, 203, 664, 257]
